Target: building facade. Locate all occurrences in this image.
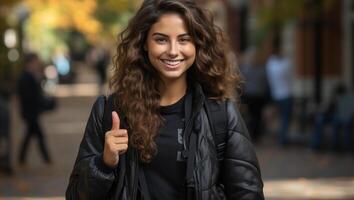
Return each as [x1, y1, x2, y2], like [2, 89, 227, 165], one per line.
[202, 0, 353, 106]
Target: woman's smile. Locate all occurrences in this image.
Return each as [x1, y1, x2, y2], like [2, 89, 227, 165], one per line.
[160, 59, 185, 69]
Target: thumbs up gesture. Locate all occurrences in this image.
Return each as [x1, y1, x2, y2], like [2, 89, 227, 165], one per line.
[103, 111, 129, 167]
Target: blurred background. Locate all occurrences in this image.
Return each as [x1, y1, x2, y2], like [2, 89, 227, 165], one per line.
[0, 0, 353, 199]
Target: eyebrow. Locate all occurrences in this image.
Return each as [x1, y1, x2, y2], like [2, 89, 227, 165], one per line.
[152, 33, 191, 37]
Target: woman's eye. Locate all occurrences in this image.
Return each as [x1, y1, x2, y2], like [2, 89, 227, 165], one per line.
[179, 37, 192, 43]
[155, 38, 167, 43]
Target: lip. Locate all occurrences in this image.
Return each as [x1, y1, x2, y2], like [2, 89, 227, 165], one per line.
[160, 59, 184, 69]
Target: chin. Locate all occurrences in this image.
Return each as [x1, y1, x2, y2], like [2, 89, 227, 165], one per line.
[160, 71, 187, 80]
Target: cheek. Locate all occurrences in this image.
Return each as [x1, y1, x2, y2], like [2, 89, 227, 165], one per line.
[183, 45, 196, 58]
[148, 44, 164, 59]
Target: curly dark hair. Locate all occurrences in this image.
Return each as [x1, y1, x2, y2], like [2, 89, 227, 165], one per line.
[110, 0, 241, 162]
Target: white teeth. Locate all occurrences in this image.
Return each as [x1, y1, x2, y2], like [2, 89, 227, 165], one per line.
[161, 59, 182, 66]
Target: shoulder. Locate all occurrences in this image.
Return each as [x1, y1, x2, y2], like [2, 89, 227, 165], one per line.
[90, 95, 106, 121]
[224, 99, 239, 123]
[205, 97, 236, 110]
[205, 97, 251, 140]
[93, 95, 106, 108]
[223, 99, 252, 141]
[205, 98, 239, 124]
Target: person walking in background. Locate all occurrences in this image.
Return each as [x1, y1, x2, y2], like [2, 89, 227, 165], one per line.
[66, 0, 264, 199]
[0, 88, 12, 174]
[17, 53, 52, 165]
[266, 40, 293, 146]
[240, 48, 269, 143]
[91, 47, 111, 94]
[311, 84, 354, 152]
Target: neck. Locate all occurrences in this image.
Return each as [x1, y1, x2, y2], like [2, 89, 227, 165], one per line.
[159, 78, 187, 106]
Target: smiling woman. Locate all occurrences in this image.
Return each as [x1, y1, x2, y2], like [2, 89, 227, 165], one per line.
[146, 13, 196, 86]
[66, 0, 264, 199]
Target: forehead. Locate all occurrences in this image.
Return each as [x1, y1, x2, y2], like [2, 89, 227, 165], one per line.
[148, 13, 189, 35]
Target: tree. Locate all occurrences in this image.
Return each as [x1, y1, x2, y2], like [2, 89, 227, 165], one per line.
[0, 0, 23, 87]
[22, 0, 142, 61]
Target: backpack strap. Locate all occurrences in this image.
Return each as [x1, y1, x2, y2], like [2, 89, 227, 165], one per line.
[103, 94, 127, 131]
[204, 99, 228, 161]
[103, 95, 114, 133]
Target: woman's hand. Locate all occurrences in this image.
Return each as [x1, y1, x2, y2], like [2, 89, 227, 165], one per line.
[103, 111, 129, 167]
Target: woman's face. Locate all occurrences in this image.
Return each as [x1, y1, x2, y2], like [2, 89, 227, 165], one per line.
[146, 13, 196, 84]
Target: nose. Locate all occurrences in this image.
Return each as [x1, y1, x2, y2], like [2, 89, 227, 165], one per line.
[167, 41, 178, 58]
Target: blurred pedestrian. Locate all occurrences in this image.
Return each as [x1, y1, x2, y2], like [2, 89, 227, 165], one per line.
[52, 49, 74, 84]
[240, 48, 269, 143]
[66, 0, 264, 199]
[17, 53, 52, 165]
[266, 40, 293, 146]
[0, 88, 12, 174]
[91, 47, 110, 94]
[311, 84, 354, 152]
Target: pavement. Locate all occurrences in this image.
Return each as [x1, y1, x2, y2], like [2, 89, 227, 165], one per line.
[1, 64, 353, 200]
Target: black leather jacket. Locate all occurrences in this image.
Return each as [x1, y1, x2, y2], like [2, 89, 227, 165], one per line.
[66, 84, 264, 200]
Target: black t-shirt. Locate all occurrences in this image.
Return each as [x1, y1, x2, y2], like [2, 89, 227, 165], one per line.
[144, 95, 186, 200]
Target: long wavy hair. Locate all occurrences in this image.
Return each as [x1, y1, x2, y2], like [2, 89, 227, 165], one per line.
[110, 0, 241, 163]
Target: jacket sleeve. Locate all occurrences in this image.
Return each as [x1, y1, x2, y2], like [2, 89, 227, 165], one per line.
[221, 100, 264, 199]
[66, 96, 116, 200]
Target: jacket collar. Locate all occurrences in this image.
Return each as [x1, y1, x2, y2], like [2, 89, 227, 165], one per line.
[190, 82, 206, 116]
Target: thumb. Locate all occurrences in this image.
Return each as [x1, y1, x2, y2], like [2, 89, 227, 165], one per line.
[111, 111, 120, 130]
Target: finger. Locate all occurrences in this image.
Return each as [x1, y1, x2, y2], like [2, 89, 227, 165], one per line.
[108, 129, 128, 137]
[111, 111, 120, 130]
[113, 137, 129, 144]
[119, 149, 127, 155]
[117, 144, 128, 153]
[111, 144, 128, 153]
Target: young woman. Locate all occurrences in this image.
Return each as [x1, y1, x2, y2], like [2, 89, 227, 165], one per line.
[66, 0, 264, 199]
